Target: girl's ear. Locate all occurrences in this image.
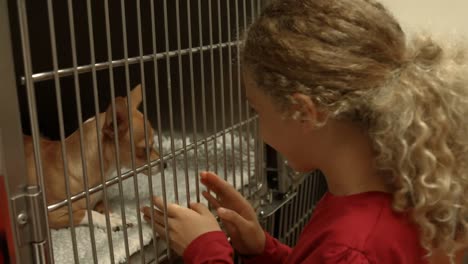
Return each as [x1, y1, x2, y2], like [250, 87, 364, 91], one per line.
[290, 93, 326, 128]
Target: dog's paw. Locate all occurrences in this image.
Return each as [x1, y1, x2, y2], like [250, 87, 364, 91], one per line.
[110, 216, 134, 232]
[111, 222, 134, 232]
[94, 201, 112, 215]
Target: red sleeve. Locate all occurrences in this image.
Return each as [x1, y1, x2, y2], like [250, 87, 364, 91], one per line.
[304, 243, 371, 264]
[242, 231, 292, 264]
[183, 231, 234, 264]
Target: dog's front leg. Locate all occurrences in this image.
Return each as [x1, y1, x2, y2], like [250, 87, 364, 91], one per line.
[48, 200, 133, 231]
[93, 200, 111, 215]
[79, 210, 134, 231]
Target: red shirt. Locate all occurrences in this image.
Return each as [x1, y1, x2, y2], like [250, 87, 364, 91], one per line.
[183, 191, 428, 264]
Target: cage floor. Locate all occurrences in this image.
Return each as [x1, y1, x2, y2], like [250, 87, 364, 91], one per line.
[50, 132, 255, 264]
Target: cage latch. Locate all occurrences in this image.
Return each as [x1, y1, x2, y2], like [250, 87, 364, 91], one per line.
[11, 185, 49, 261]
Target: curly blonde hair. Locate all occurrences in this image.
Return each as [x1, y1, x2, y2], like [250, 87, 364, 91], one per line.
[242, 0, 468, 261]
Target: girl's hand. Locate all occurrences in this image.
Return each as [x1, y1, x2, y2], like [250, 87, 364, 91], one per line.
[200, 171, 266, 256]
[141, 196, 221, 256]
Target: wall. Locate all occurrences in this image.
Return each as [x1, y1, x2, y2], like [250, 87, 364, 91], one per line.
[379, 0, 468, 36]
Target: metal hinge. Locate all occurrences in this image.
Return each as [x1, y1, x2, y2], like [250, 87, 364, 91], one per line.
[11, 185, 49, 263]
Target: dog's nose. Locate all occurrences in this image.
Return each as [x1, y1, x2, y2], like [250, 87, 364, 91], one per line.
[162, 161, 168, 169]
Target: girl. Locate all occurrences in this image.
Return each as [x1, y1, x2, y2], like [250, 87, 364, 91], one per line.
[141, 0, 468, 263]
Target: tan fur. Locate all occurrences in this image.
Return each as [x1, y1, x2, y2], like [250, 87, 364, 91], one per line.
[24, 84, 161, 230]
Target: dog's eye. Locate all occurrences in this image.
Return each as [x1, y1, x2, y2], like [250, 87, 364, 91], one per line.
[248, 105, 257, 116]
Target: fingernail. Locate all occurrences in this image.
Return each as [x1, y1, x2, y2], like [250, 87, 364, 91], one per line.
[217, 207, 226, 214]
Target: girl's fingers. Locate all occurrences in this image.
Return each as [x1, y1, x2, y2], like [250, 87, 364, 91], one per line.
[151, 196, 179, 217]
[141, 206, 155, 218]
[217, 207, 250, 231]
[151, 219, 168, 241]
[189, 202, 211, 215]
[145, 217, 182, 255]
[200, 171, 236, 196]
[202, 191, 222, 209]
[200, 172, 248, 204]
[141, 206, 173, 229]
[222, 220, 238, 237]
[153, 209, 170, 227]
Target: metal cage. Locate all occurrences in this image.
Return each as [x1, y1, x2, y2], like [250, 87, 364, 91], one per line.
[0, 0, 328, 263]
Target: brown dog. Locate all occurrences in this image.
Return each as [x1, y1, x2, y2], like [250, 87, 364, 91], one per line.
[24, 85, 161, 230]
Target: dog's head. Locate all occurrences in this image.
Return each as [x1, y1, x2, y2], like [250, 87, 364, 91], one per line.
[102, 84, 165, 175]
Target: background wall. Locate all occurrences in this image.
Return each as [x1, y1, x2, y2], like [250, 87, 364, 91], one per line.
[379, 0, 468, 36]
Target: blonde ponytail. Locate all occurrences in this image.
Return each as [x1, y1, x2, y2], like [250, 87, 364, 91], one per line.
[369, 34, 468, 260]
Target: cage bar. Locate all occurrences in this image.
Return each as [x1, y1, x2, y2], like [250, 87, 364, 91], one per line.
[175, 0, 191, 208]
[65, 0, 101, 262]
[45, 0, 82, 261]
[85, 0, 116, 261]
[208, 0, 219, 175]
[134, 0, 160, 261]
[235, 0, 245, 195]
[162, 0, 176, 259]
[163, 0, 180, 208]
[198, 0, 210, 173]
[17, 0, 55, 261]
[19, 42, 241, 85]
[103, 0, 132, 259]
[120, 0, 147, 261]
[149, 0, 168, 260]
[227, 0, 237, 189]
[187, 0, 201, 203]
[217, 0, 228, 181]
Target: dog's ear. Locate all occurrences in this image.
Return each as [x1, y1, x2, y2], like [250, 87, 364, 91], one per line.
[130, 84, 142, 109]
[103, 97, 129, 139]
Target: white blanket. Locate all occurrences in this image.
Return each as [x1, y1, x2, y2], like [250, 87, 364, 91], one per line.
[51, 133, 255, 264]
